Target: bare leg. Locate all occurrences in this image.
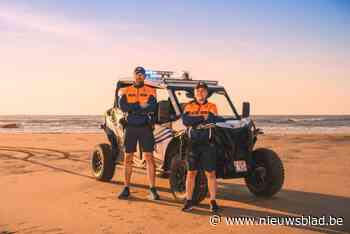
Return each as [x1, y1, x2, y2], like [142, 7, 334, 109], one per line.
[124, 153, 134, 187]
[186, 170, 197, 200]
[205, 171, 217, 200]
[144, 152, 156, 188]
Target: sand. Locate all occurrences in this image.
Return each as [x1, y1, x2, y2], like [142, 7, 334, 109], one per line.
[0, 133, 349, 234]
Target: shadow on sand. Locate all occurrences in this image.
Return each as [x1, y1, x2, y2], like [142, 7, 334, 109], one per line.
[199, 181, 350, 234]
[1, 146, 349, 233]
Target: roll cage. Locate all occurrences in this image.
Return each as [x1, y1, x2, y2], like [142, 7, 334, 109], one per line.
[113, 80, 241, 121]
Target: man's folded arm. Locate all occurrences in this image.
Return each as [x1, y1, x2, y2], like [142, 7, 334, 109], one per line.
[182, 112, 205, 127]
[134, 95, 157, 114]
[205, 112, 225, 123]
[118, 95, 141, 113]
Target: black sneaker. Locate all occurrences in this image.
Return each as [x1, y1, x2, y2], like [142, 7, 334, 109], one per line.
[118, 186, 130, 199]
[210, 200, 220, 213]
[149, 187, 160, 200]
[182, 199, 194, 212]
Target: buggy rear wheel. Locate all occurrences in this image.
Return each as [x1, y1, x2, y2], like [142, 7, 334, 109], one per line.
[91, 143, 115, 181]
[169, 159, 208, 205]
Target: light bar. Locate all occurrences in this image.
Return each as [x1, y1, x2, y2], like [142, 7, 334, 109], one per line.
[153, 70, 174, 77]
[146, 70, 174, 79]
[164, 78, 218, 86]
[145, 69, 191, 80]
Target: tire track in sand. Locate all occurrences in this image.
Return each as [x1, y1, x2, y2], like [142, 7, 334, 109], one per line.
[0, 146, 93, 179]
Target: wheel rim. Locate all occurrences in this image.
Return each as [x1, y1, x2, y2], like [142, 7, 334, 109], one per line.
[92, 150, 103, 174]
[254, 166, 267, 184]
[248, 163, 268, 191]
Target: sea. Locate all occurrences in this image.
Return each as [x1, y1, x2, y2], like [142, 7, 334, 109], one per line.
[0, 115, 350, 134]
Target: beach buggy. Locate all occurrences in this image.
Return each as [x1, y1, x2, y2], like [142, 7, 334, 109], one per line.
[91, 70, 285, 204]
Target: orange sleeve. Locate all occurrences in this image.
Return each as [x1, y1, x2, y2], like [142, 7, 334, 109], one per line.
[145, 86, 156, 97]
[210, 103, 218, 115]
[119, 87, 127, 96]
[183, 103, 191, 113]
[151, 87, 157, 98]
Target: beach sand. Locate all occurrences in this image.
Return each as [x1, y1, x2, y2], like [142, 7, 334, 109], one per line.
[0, 133, 349, 234]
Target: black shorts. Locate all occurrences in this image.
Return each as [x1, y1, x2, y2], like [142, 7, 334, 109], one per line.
[187, 144, 216, 172]
[124, 126, 155, 153]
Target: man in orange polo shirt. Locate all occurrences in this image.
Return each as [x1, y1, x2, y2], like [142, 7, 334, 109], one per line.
[118, 66, 160, 200]
[181, 82, 221, 213]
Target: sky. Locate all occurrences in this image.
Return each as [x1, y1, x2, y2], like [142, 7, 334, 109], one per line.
[0, 0, 349, 115]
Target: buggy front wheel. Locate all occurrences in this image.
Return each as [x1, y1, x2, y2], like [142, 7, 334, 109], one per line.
[91, 143, 115, 181]
[245, 148, 284, 197]
[169, 159, 208, 205]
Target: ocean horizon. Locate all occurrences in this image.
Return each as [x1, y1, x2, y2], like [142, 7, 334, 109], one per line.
[1, 115, 350, 134]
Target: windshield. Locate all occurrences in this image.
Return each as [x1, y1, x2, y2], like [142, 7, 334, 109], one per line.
[172, 88, 238, 119]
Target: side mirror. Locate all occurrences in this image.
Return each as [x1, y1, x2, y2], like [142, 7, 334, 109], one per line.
[242, 102, 250, 118]
[157, 100, 174, 124]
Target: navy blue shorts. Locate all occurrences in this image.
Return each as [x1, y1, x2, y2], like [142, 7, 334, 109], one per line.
[124, 126, 155, 153]
[187, 144, 216, 172]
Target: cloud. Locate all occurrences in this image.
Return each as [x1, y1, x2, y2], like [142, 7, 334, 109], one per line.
[0, 3, 134, 44]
